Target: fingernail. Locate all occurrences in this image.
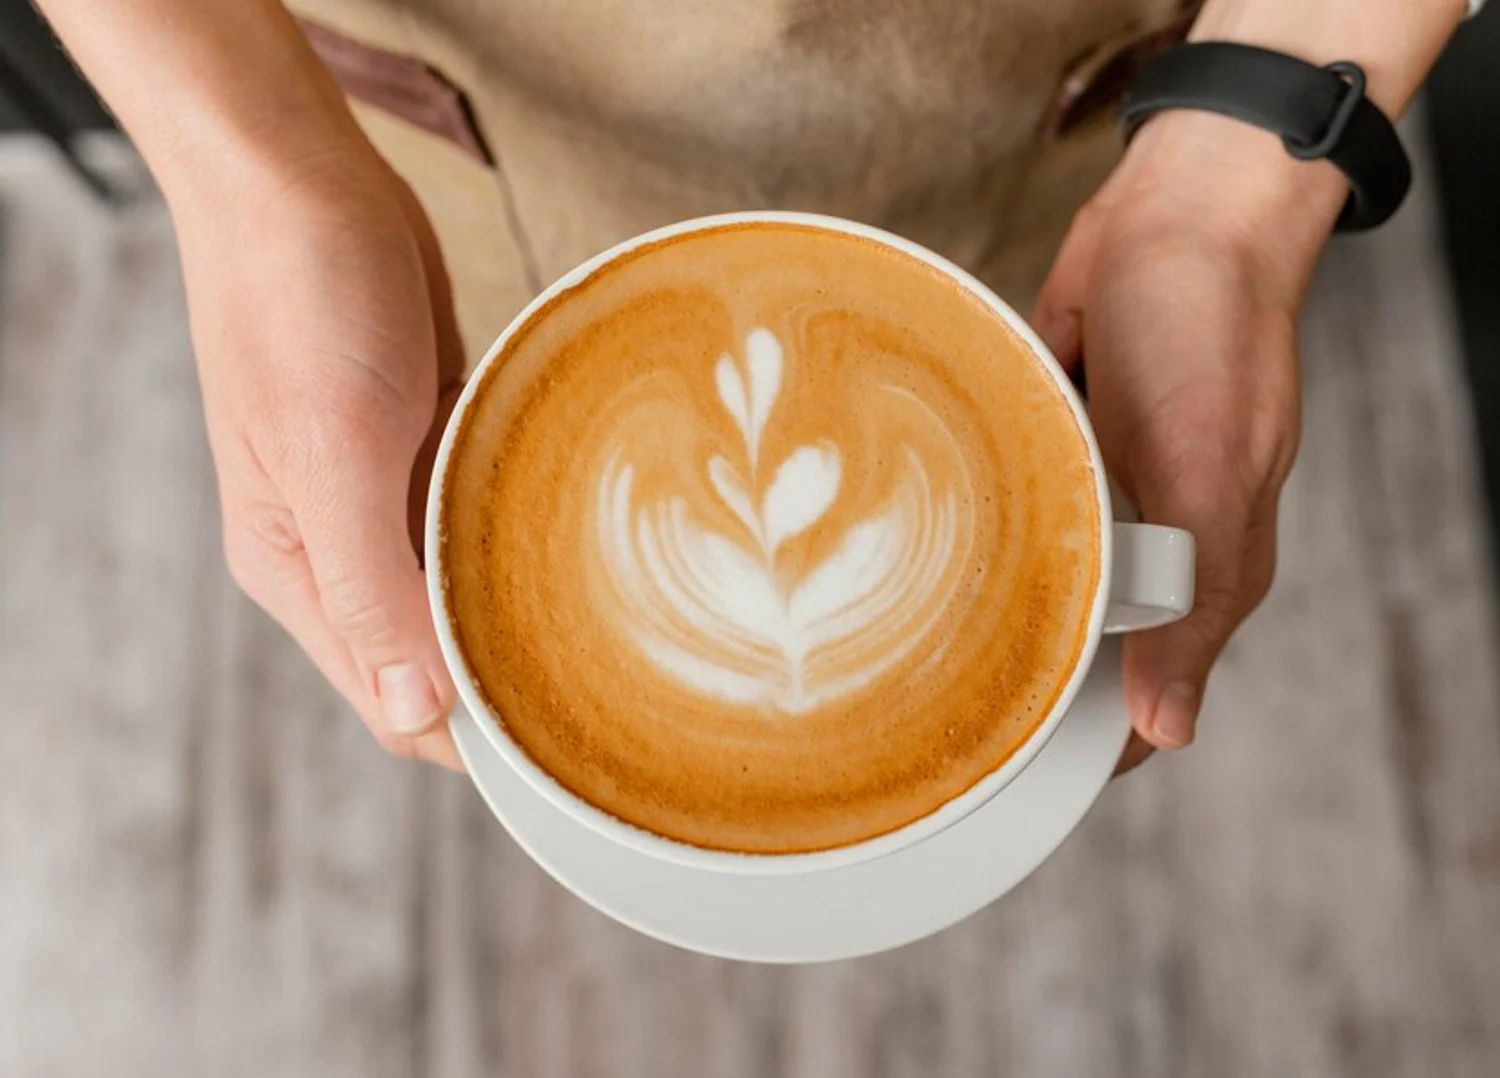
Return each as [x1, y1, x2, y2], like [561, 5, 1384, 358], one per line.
[1151, 681, 1200, 748]
[377, 663, 443, 735]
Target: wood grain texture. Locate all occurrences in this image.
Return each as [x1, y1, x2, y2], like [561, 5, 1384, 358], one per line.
[1, 126, 1497, 1077]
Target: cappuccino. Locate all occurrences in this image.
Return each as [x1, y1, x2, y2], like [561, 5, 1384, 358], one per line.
[441, 223, 1100, 854]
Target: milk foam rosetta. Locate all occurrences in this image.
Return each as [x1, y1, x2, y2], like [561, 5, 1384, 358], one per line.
[596, 325, 974, 714]
[442, 223, 1102, 854]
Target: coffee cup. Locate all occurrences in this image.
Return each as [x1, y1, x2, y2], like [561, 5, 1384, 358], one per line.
[426, 212, 1194, 876]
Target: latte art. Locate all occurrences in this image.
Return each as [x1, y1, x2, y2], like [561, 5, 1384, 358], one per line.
[594, 327, 975, 714]
[441, 222, 1101, 854]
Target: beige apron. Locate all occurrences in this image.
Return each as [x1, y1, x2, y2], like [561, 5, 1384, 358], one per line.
[284, 0, 1196, 368]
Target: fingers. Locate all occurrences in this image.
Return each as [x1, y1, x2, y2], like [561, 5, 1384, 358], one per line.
[1113, 732, 1156, 776]
[1120, 444, 1281, 752]
[409, 381, 465, 556]
[288, 400, 456, 741]
[395, 177, 467, 556]
[193, 161, 468, 771]
[1031, 204, 1104, 374]
[222, 483, 464, 771]
[394, 176, 467, 393]
[217, 321, 458, 745]
[1036, 178, 1303, 769]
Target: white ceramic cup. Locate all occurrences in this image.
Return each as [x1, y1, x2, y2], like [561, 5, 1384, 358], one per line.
[426, 212, 1195, 876]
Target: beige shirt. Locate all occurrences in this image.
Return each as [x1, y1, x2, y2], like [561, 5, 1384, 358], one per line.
[287, 0, 1193, 361]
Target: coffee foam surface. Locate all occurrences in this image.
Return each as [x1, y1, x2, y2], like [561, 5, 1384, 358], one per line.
[442, 223, 1100, 854]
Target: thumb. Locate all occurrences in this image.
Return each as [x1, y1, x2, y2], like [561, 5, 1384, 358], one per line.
[295, 408, 456, 741]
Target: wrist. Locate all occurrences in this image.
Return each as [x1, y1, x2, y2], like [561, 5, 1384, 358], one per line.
[1111, 0, 1468, 278]
[152, 97, 378, 226]
[1112, 110, 1345, 291]
[138, 44, 373, 222]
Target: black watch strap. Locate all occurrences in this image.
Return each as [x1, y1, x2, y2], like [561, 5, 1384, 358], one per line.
[1119, 42, 1411, 232]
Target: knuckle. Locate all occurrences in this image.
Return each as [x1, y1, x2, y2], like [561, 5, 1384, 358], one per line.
[1247, 394, 1301, 490]
[1182, 574, 1241, 658]
[1196, 571, 1240, 625]
[224, 500, 305, 601]
[1242, 522, 1280, 611]
[1183, 520, 1277, 658]
[1244, 557, 1276, 610]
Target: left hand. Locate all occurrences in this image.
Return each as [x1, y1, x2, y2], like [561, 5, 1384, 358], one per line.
[1032, 111, 1347, 772]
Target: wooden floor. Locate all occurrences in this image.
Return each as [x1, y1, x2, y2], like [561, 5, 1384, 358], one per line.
[2, 131, 1498, 1078]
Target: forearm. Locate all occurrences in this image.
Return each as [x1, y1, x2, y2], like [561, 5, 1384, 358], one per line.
[33, 0, 364, 210]
[1191, 0, 1469, 115]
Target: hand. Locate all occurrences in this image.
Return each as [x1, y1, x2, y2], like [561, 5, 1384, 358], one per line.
[1032, 112, 1346, 773]
[174, 142, 466, 769]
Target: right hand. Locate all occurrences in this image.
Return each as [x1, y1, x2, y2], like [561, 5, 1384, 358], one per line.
[174, 143, 467, 769]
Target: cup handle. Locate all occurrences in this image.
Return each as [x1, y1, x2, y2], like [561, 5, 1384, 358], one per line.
[1104, 522, 1196, 633]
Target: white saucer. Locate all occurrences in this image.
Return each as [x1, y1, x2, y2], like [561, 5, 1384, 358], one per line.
[452, 637, 1128, 963]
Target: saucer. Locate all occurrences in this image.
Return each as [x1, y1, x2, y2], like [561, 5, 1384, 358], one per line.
[452, 638, 1128, 963]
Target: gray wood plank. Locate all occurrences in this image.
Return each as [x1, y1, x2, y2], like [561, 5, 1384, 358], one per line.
[1, 122, 1496, 1078]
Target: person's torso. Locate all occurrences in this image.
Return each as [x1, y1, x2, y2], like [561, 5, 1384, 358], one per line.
[410, 0, 1180, 204]
[289, 0, 1192, 338]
